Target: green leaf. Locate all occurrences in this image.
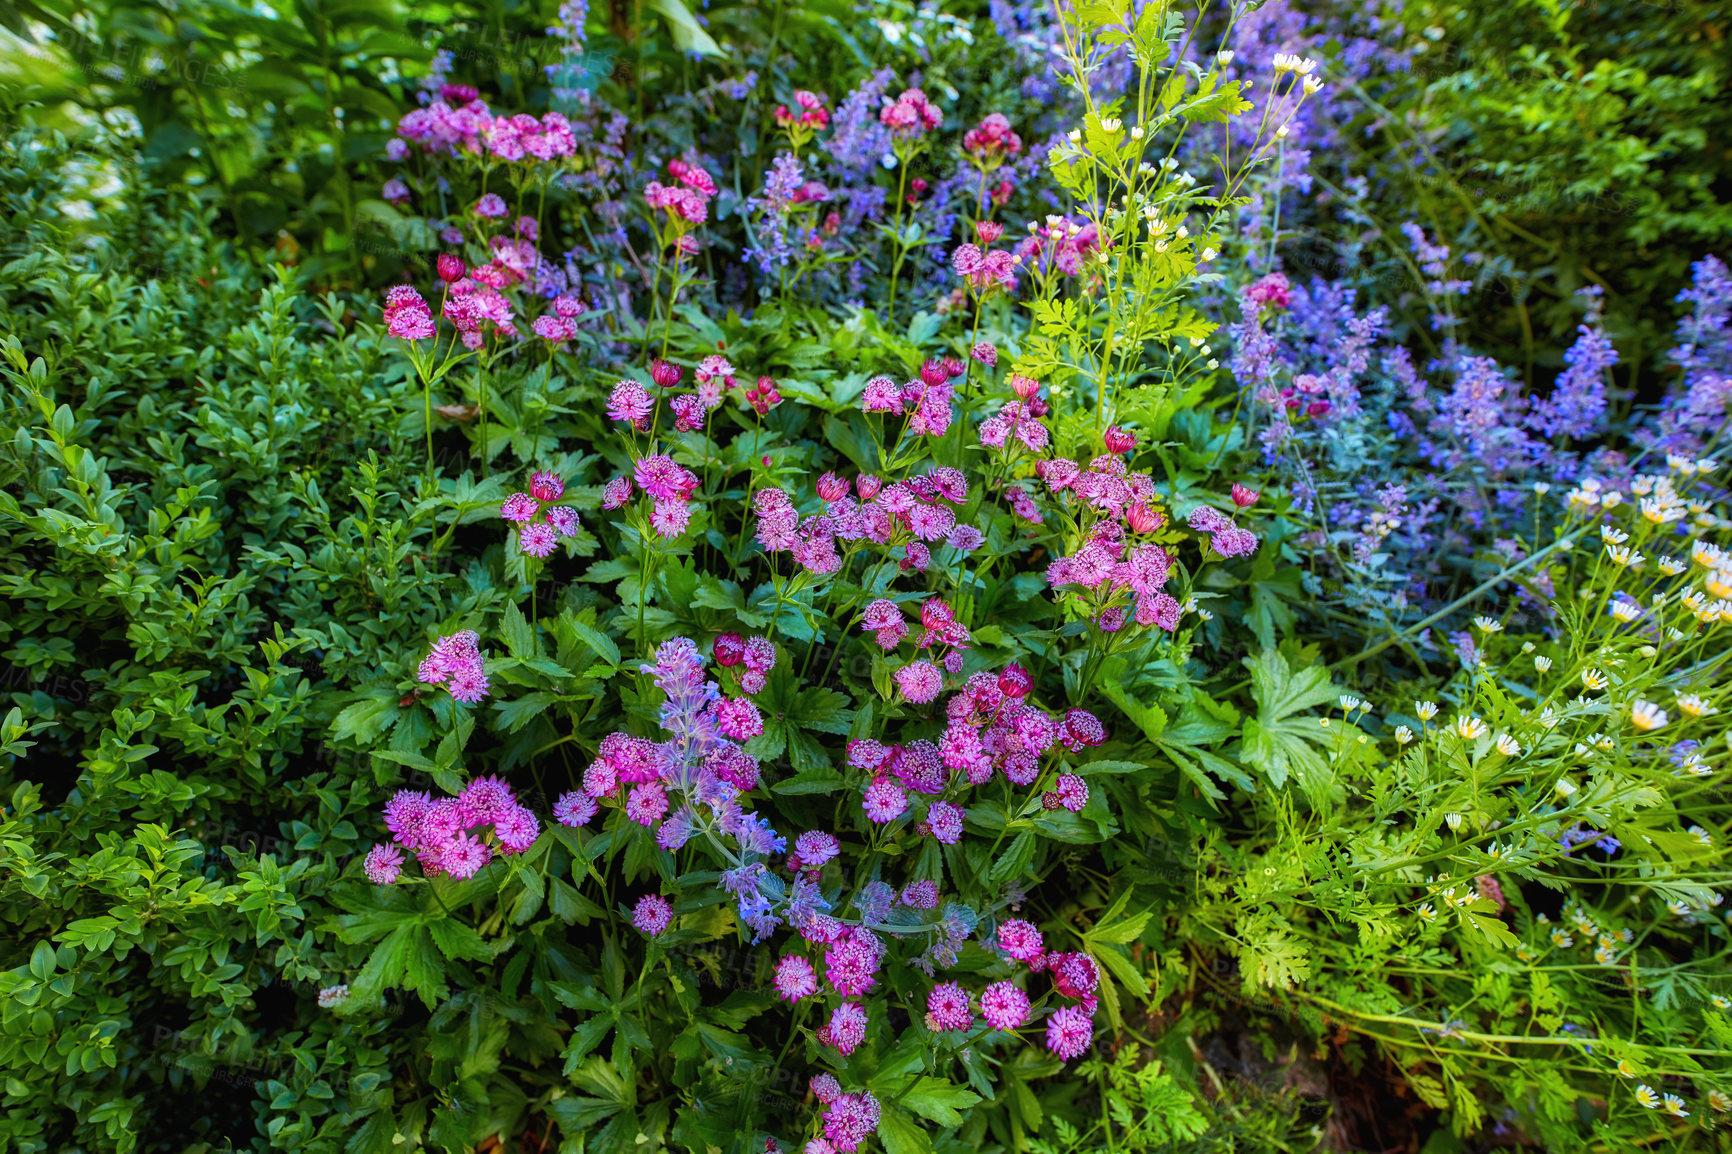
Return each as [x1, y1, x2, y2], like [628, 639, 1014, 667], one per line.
[877, 1108, 936, 1154]
[648, 0, 725, 56]
[898, 1077, 983, 1126]
[501, 602, 537, 660]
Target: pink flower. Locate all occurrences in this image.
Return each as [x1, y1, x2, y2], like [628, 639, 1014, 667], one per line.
[997, 919, 1044, 962]
[1045, 1005, 1094, 1060]
[1231, 482, 1261, 508]
[417, 631, 490, 703]
[626, 781, 669, 826]
[553, 790, 599, 827]
[501, 492, 539, 522]
[714, 633, 746, 666]
[980, 981, 1030, 1030]
[894, 661, 943, 704]
[1103, 426, 1137, 454]
[793, 830, 840, 869]
[1187, 505, 1231, 533]
[861, 374, 902, 414]
[1050, 952, 1100, 1002]
[774, 954, 819, 1001]
[651, 500, 693, 539]
[608, 380, 654, 425]
[878, 88, 942, 136]
[972, 341, 998, 366]
[924, 982, 973, 1031]
[440, 831, 492, 880]
[671, 394, 704, 431]
[1211, 525, 1260, 558]
[1058, 710, 1107, 751]
[383, 285, 436, 340]
[713, 698, 764, 741]
[1135, 591, 1183, 631]
[901, 879, 939, 909]
[475, 193, 508, 218]
[635, 454, 698, 502]
[861, 778, 907, 824]
[519, 522, 558, 557]
[817, 472, 850, 501]
[811, 1074, 843, 1104]
[1247, 271, 1292, 309]
[364, 843, 404, 884]
[821, 1091, 881, 1153]
[494, 805, 541, 853]
[860, 600, 908, 651]
[820, 1002, 869, 1056]
[529, 472, 564, 502]
[926, 800, 965, 844]
[1043, 773, 1088, 812]
[546, 506, 581, 538]
[602, 476, 634, 509]
[998, 665, 1033, 698]
[824, 929, 884, 996]
[436, 254, 466, 283]
[632, 893, 673, 936]
[742, 637, 776, 673]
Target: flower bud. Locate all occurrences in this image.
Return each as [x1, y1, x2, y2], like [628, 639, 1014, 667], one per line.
[857, 474, 883, 501]
[1231, 483, 1260, 508]
[817, 472, 850, 501]
[998, 664, 1033, 698]
[651, 359, 683, 388]
[920, 359, 948, 387]
[437, 254, 466, 283]
[714, 633, 746, 667]
[1127, 504, 1162, 534]
[1103, 426, 1137, 454]
[1010, 374, 1041, 399]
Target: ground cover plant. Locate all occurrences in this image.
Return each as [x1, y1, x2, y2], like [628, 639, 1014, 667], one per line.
[0, 0, 1729, 1152]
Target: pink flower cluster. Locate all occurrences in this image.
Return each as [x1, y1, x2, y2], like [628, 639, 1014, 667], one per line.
[600, 453, 701, 539]
[952, 236, 1017, 295]
[775, 90, 830, 130]
[962, 113, 1023, 163]
[860, 356, 965, 438]
[532, 294, 584, 344]
[993, 919, 1100, 1059]
[416, 629, 490, 703]
[978, 399, 1049, 452]
[755, 462, 974, 576]
[714, 632, 778, 692]
[500, 471, 583, 558]
[1247, 271, 1292, 310]
[1186, 504, 1260, 558]
[878, 88, 941, 137]
[395, 90, 576, 162]
[813, 1080, 880, 1153]
[384, 286, 436, 341]
[645, 158, 718, 243]
[366, 774, 541, 884]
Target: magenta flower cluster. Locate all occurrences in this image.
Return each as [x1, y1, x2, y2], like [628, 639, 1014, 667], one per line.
[500, 471, 583, 558]
[416, 629, 490, 704]
[366, 774, 541, 884]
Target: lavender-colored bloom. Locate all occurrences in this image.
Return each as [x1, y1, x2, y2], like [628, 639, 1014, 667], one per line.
[364, 842, 404, 884]
[632, 893, 673, 936]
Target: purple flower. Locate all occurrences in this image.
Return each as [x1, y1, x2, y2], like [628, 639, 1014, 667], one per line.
[364, 843, 404, 884]
[980, 981, 1030, 1030]
[1044, 1004, 1094, 1060]
[924, 982, 973, 1031]
[553, 790, 599, 827]
[821, 1001, 869, 1056]
[773, 954, 819, 1001]
[632, 893, 673, 936]
[893, 660, 943, 704]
